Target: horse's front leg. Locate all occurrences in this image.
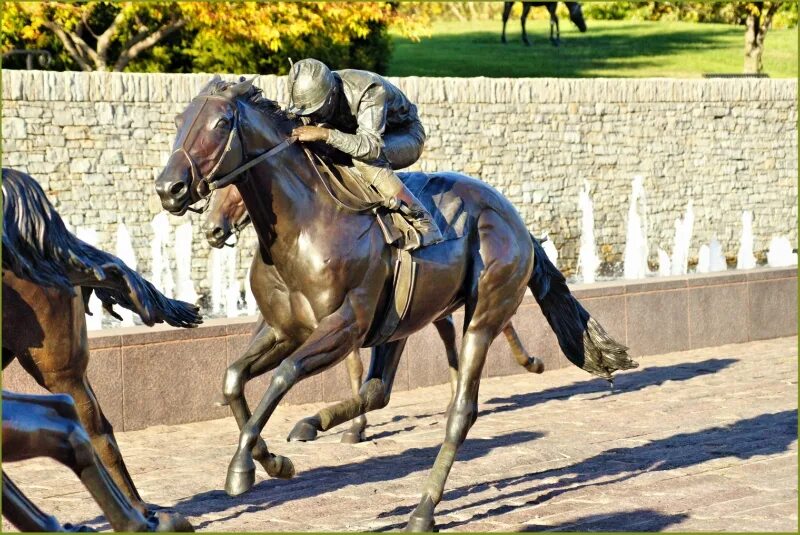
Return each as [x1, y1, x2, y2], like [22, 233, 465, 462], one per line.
[288, 338, 407, 443]
[521, 3, 532, 46]
[222, 315, 297, 474]
[287, 349, 367, 443]
[549, 6, 560, 46]
[225, 298, 367, 496]
[501, 2, 514, 43]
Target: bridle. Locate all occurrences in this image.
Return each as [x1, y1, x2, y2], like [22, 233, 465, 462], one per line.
[222, 212, 252, 248]
[172, 93, 296, 213]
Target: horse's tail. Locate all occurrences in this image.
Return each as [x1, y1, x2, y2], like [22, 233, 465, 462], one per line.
[2, 168, 201, 328]
[528, 234, 638, 382]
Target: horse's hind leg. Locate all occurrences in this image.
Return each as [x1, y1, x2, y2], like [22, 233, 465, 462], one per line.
[341, 350, 368, 443]
[2, 473, 64, 532]
[289, 338, 406, 443]
[406, 210, 532, 531]
[503, 322, 544, 373]
[407, 328, 493, 532]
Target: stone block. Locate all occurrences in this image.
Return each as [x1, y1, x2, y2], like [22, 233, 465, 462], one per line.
[121, 337, 229, 430]
[688, 283, 749, 349]
[3, 117, 26, 139]
[625, 289, 690, 357]
[748, 277, 798, 340]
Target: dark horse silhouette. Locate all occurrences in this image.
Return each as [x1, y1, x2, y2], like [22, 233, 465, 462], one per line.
[502, 2, 587, 46]
[154, 77, 637, 531]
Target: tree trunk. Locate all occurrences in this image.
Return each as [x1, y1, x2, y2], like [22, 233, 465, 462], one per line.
[744, 11, 763, 73]
[744, 2, 782, 74]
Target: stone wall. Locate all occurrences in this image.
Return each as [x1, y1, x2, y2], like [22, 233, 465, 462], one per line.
[2, 70, 797, 306]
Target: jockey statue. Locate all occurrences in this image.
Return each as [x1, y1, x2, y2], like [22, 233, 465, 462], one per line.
[287, 58, 443, 251]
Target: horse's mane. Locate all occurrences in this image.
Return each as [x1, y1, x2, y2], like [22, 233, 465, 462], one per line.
[200, 77, 297, 134]
[2, 168, 201, 327]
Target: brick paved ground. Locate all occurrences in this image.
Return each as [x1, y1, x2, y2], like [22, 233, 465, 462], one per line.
[3, 337, 797, 532]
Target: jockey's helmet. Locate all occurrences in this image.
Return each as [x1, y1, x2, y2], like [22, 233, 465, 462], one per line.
[287, 58, 336, 117]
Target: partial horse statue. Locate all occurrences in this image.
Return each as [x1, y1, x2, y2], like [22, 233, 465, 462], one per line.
[502, 1, 587, 46]
[203, 185, 544, 443]
[3, 390, 192, 532]
[155, 77, 637, 531]
[2, 168, 201, 527]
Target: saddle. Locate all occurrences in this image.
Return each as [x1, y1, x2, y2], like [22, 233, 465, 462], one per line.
[303, 148, 467, 346]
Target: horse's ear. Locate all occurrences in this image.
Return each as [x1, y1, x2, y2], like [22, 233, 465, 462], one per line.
[227, 77, 255, 98]
[199, 74, 223, 95]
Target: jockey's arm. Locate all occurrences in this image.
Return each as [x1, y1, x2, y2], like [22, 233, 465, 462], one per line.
[325, 84, 386, 163]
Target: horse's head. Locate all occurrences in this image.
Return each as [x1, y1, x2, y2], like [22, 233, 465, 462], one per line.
[203, 184, 249, 248]
[155, 75, 290, 216]
[566, 2, 587, 33]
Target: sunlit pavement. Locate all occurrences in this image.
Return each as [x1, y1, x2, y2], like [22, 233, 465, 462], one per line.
[3, 337, 797, 532]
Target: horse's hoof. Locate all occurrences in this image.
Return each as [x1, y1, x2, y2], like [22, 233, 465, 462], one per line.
[150, 511, 195, 532]
[405, 514, 436, 532]
[225, 456, 256, 496]
[341, 429, 365, 444]
[266, 454, 295, 479]
[287, 419, 318, 442]
[525, 357, 545, 374]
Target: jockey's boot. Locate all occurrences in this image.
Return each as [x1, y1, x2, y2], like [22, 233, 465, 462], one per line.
[358, 162, 443, 250]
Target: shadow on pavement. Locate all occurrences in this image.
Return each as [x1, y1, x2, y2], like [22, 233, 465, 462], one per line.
[519, 508, 690, 531]
[376, 410, 797, 530]
[480, 358, 738, 418]
[170, 430, 545, 529]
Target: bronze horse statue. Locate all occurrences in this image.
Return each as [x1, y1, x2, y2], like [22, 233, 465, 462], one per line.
[203, 185, 544, 443]
[502, 1, 587, 46]
[2, 167, 200, 529]
[3, 390, 191, 532]
[155, 77, 637, 531]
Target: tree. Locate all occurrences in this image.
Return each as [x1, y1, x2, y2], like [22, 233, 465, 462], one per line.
[742, 2, 784, 74]
[2, 2, 186, 72]
[1, 2, 427, 74]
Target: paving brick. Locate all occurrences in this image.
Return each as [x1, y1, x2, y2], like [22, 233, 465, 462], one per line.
[3, 336, 796, 532]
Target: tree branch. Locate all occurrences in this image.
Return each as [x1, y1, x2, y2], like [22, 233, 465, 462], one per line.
[41, 21, 94, 71]
[95, 8, 128, 66]
[113, 17, 186, 71]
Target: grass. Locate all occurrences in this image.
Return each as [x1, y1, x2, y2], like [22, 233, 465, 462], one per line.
[387, 19, 798, 78]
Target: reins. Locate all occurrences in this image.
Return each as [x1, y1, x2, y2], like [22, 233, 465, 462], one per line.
[183, 91, 384, 215]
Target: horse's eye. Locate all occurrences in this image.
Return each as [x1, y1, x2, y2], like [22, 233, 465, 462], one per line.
[215, 117, 231, 130]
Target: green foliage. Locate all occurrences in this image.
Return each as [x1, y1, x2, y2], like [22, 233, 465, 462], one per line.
[583, 2, 797, 28]
[1, 2, 414, 74]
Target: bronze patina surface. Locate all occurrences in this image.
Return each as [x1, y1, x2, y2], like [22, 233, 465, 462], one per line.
[204, 184, 545, 444]
[2, 168, 201, 530]
[155, 77, 637, 531]
[2, 390, 193, 532]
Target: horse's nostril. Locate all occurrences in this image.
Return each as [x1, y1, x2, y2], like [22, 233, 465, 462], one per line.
[212, 228, 225, 239]
[170, 181, 187, 196]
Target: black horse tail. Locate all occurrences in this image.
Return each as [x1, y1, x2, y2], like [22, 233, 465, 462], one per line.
[528, 234, 638, 382]
[2, 168, 201, 328]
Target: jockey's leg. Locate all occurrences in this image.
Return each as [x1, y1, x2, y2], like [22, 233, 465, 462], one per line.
[357, 123, 442, 250]
[355, 160, 443, 250]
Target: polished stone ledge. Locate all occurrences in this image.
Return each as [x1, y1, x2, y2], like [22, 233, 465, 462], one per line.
[3, 267, 795, 431]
